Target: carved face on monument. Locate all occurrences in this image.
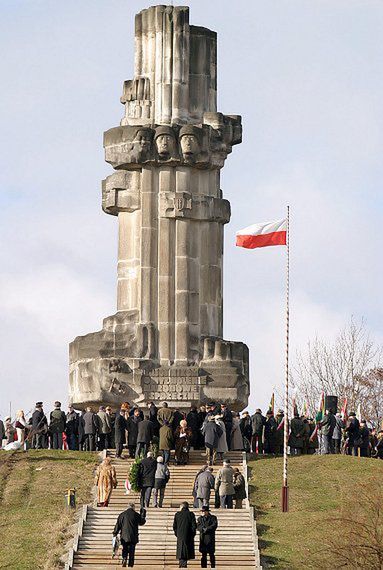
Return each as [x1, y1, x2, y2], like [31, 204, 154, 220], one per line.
[179, 126, 201, 162]
[154, 127, 177, 160]
[130, 128, 152, 162]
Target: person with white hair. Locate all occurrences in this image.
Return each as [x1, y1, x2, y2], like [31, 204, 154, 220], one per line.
[153, 456, 170, 508]
[15, 410, 28, 447]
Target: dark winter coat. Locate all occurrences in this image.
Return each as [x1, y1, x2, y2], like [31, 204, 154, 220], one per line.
[197, 513, 218, 553]
[159, 425, 173, 451]
[31, 409, 48, 433]
[126, 416, 141, 446]
[173, 507, 197, 561]
[115, 414, 127, 444]
[359, 426, 370, 449]
[49, 409, 66, 433]
[202, 420, 222, 449]
[66, 411, 79, 436]
[222, 407, 233, 432]
[275, 413, 285, 447]
[0, 420, 4, 442]
[239, 416, 252, 441]
[251, 412, 265, 436]
[288, 417, 305, 449]
[113, 507, 146, 544]
[345, 417, 360, 445]
[172, 410, 185, 433]
[264, 416, 277, 444]
[137, 419, 154, 444]
[83, 411, 98, 435]
[138, 457, 157, 488]
[149, 403, 160, 435]
[233, 472, 247, 500]
[186, 410, 200, 445]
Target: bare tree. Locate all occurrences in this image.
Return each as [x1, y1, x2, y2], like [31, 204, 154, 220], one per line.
[292, 318, 382, 421]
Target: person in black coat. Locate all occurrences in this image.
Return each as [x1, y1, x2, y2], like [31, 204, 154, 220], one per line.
[115, 410, 127, 458]
[135, 415, 154, 458]
[172, 409, 185, 436]
[65, 406, 79, 451]
[186, 406, 199, 449]
[345, 413, 360, 456]
[239, 411, 252, 452]
[251, 409, 266, 454]
[358, 420, 370, 457]
[173, 501, 197, 568]
[196, 406, 207, 450]
[126, 409, 141, 458]
[31, 402, 48, 449]
[148, 402, 160, 437]
[221, 404, 233, 449]
[138, 452, 157, 508]
[197, 506, 218, 569]
[113, 503, 146, 567]
[264, 411, 277, 455]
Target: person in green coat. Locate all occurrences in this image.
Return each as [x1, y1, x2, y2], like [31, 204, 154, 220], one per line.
[159, 420, 173, 464]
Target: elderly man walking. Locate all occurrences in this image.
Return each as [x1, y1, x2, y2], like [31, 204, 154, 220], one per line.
[215, 459, 235, 509]
[195, 466, 215, 509]
[138, 451, 157, 508]
[173, 501, 197, 568]
[113, 503, 146, 567]
[202, 416, 222, 466]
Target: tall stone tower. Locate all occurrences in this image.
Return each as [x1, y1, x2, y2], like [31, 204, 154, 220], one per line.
[69, 5, 249, 411]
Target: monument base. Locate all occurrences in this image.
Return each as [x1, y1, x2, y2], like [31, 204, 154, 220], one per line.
[69, 313, 249, 412]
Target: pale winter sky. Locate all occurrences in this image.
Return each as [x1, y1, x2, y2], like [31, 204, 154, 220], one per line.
[1, 1, 382, 419]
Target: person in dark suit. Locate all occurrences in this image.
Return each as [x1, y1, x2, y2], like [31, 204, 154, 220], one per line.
[173, 501, 197, 568]
[113, 503, 146, 567]
[115, 410, 127, 458]
[197, 505, 218, 568]
[135, 415, 154, 458]
[138, 451, 157, 508]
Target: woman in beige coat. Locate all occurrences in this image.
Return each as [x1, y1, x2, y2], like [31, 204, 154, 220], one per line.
[95, 457, 117, 507]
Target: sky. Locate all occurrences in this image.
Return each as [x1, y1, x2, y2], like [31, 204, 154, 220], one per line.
[1, 0, 382, 419]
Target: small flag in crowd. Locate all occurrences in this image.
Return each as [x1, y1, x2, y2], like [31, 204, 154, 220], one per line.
[268, 393, 275, 416]
[357, 404, 362, 422]
[340, 397, 348, 422]
[236, 219, 287, 249]
[315, 391, 325, 423]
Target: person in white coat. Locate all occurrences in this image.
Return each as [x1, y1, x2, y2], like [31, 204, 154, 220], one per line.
[230, 414, 244, 451]
[15, 410, 28, 447]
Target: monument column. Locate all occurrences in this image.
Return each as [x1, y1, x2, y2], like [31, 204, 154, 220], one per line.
[69, 5, 249, 411]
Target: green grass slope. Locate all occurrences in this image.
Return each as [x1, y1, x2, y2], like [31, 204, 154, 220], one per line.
[0, 450, 96, 570]
[249, 455, 383, 569]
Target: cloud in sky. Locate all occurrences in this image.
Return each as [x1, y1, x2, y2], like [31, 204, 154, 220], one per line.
[1, 0, 382, 418]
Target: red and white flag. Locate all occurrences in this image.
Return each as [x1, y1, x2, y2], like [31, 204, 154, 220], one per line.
[236, 219, 287, 249]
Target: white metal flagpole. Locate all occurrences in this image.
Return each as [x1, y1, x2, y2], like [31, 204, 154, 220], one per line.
[282, 205, 290, 512]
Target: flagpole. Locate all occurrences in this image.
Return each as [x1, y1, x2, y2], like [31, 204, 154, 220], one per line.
[282, 205, 290, 512]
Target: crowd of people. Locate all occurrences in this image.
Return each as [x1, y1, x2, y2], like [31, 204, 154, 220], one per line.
[1, 400, 383, 460]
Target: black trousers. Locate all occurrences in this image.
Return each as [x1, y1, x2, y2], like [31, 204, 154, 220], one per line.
[121, 540, 136, 566]
[115, 441, 123, 457]
[201, 549, 216, 568]
[179, 560, 187, 568]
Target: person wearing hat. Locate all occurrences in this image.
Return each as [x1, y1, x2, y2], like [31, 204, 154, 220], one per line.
[65, 405, 79, 451]
[113, 502, 146, 568]
[173, 501, 197, 568]
[275, 410, 285, 455]
[49, 401, 66, 450]
[31, 402, 48, 449]
[179, 125, 201, 163]
[345, 412, 360, 456]
[201, 416, 223, 466]
[251, 409, 266, 454]
[264, 410, 277, 455]
[97, 405, 112, 451]
[215, 459, 235, 509]
[197, 505, 218, 569]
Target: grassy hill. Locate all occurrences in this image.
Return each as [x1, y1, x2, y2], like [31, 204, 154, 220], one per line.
[249, 454, 383, 569]
[0, 450, 96, 570]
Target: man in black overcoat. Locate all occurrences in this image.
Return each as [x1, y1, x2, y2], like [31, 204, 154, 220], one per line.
[113, 502, 146, 567]
[173, 501, 197, 568]
[135, 414, 154, 458]
[115, 410, 127, 458]
[138, 451, 157, 508]
[197, 505, 218, 568]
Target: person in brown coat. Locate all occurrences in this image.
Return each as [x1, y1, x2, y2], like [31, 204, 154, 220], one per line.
[159, 420, 173, 464]
[95, 457, 117, 507]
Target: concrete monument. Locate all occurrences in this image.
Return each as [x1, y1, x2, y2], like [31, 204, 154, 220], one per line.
[69, 5, 249, 411]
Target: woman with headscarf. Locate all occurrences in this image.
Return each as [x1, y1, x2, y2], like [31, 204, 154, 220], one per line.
[15, 410, 28, 447]
[174, 419, 192, 465]
[94, 457, 117, 507]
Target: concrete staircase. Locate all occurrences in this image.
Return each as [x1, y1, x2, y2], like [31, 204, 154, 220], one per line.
[68, 450, 261, 569]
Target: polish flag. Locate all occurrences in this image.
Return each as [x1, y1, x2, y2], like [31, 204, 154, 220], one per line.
[236, 219, 287, 249]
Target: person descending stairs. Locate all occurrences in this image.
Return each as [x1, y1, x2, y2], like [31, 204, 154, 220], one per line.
[68, 450, 262, 569]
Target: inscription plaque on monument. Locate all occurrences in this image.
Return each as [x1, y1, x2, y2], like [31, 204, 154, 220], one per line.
[69, 5, 250, 411]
